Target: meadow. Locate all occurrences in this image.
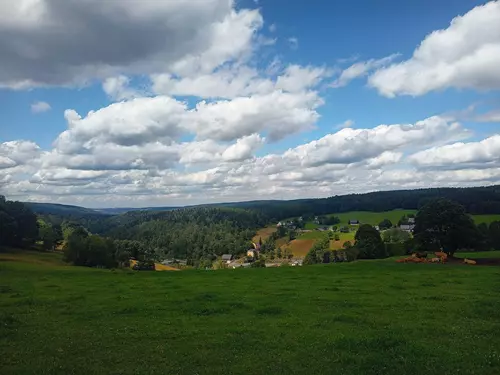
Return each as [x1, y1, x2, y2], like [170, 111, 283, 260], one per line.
[1, 250, 500, 375]
[301, 210, 500, 228]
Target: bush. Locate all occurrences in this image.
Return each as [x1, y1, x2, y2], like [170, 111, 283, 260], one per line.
[250, 259, 266, 268]
[385, 242, 406, 256]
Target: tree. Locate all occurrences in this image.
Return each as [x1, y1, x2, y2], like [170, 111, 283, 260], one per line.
[489, 221, 500, 250]
[39, 221, 57, 250]
[354, 224, 387, 259]
[413, 198, 479, 256]
[0, 196, 38, 248]
[378, 218, 393, 230]
[303, 237, 329, 265]
[382, 228, 410, 243]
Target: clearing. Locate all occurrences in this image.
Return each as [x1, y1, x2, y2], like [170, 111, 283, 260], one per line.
[1, 250, 499, 375]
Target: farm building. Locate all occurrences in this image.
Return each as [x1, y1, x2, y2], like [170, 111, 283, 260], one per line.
[247, 248, 260, 258]
[349, 219, 359, 225]
[221, 254, 233, 263]
[400, 224, 415, 232]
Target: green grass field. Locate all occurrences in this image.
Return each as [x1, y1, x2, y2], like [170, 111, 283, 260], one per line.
[455, 250, 500, 259]
[299, 210, 500, 228]
[1, 250, 500, 375]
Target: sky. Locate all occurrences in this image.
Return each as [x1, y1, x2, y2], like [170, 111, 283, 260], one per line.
[1, 0, 500, 208]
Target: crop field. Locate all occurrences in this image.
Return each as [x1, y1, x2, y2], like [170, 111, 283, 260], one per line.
[1, 249, 500, 375]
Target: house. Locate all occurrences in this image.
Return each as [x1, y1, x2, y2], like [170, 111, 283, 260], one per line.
[408, 217, 415, 224]
[221, 254, 233, 263]
[349, 219, 359, 225]
[400, 224, 415, 232]
[277, 221, 283, 227]
[374, 225, 380, 231]
[247, 248, 259, 258]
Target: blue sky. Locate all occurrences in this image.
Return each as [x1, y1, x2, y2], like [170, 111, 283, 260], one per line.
[0, 0, 499, 207]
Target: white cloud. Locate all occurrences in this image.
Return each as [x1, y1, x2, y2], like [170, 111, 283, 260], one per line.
[280, 116, 468, 167]
[221, 134, 264, 162]
[0, 0, 261, 88]
[6, 118, 500, 207]
[331, 54, 400, 88]
[152, 64, 328, 99]
[102, 76, 142, 101]
[369, 1, 500, 97]
[31, 101, 51, 113]
[190, 90, 323, 142]
[409, 134, 500, 169]
[337, 119, 355, 129]
[475, 109, 500, 122]
[269, 24, 277, 33]
[0, 140, 41, 167]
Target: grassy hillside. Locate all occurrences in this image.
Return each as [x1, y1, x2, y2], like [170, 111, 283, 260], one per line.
[1, 252, 500, 375]
[332, 210, 417, 226]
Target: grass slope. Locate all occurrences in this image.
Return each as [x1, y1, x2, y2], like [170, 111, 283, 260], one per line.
[2, 252, 500, 375]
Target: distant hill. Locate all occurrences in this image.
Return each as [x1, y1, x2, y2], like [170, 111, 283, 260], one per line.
[24, 202, 107, 216]
[95, 206, 180, 215]
[24, 184, 500, 220]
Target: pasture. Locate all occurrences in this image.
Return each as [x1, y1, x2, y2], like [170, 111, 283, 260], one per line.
[1, 250, 500, 375]
[299, 210, 499, 228]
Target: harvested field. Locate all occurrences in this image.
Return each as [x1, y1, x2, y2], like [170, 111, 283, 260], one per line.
[286, 239, 316, 257]
[252, 226, 277, 243]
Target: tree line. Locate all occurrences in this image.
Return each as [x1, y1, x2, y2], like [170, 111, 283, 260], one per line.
[228, 185, 500, 222]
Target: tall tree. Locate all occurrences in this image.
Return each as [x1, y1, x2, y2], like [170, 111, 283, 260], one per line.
[355, 224, 386, 259]
[378, 219, 393, 230]
[413, 199, 479, 256]
[489, 221, 500, 250]
[0, 195, 38, 247]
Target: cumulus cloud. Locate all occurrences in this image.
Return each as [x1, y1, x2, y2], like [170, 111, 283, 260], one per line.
[332, 54, 400, 88]
[409, 135, 500, 169]
[189, 90, 323, 142]
[152, 64, 328, 99]
[280, 116, 468, 167]
[369, 1, 500, 97]
[31, 101, 51, 113]
[102, 76, 142, 101]
[5, 111, 486, 207]
[0, 140, 41, 168]
[0, 0, 261, 88]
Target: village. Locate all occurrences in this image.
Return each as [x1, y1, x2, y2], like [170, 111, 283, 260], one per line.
[147, 214, 418, 271]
